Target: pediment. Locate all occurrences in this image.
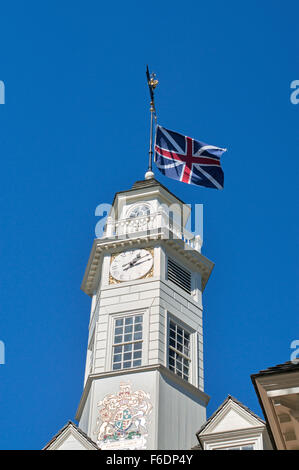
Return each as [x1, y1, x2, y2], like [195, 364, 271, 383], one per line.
[44, 422, 98, 450]
[200, 397, 264, 436]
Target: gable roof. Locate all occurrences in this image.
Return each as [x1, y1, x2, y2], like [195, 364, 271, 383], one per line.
[251, 360, 299, 378]
[43, 421, 99, 450]
[196, 395, 265, 438]
[251, 360, 299, 450]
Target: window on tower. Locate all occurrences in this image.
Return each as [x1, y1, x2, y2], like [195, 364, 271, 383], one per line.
[168, 320, 191, 382]
[112, 314, 143, 371]
[128, 204, 151, 218]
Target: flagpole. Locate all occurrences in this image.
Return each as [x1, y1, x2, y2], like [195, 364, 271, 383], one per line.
[145, 66, 158, 179]
[148, 99, 154, 172]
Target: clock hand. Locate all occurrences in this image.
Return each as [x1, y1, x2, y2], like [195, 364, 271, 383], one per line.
[123, 255, 152, 270]
[122, 255, 140, 267]
[122, 253, 150, 268]
[128, 257, 152, 268]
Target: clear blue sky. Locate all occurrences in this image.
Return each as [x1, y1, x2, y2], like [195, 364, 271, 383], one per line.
[0, 1, 298, 450]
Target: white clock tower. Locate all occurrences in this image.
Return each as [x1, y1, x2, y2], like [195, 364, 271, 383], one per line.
[75, 176, 214, 450]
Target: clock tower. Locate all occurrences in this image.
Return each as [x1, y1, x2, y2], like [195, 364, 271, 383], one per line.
[75, 176, 214, 450]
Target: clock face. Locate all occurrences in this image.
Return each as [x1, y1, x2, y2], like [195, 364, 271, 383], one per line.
[110, 249, 153, 282]
[129, 204, 150, 218]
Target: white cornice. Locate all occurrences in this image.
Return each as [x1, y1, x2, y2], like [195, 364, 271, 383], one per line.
[202, 426, 265, 440]
[81, 230, 214, 296]
[201, 430, 264, 450]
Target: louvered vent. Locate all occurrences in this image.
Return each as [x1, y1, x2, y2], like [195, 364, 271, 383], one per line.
[167, 259, 192, 294]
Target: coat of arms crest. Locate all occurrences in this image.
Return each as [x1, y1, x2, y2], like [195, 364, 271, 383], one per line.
[94, 382, 152, 449]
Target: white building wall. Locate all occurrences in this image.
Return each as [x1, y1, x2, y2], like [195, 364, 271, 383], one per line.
[157, 372, 207, 450]
[78, 368, 208, 450]
[54, 434, 89, 450]
[78, 387, 92, 434]
[89, 283, 203, 387]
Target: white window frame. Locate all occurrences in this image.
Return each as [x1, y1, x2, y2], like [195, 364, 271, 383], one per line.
[126, 202, 152, 219]
[106, 309, 148, 372]
[166, 313, 196, 385]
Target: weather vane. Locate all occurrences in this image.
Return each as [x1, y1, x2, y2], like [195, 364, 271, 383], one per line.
[145, 65, 158, 179]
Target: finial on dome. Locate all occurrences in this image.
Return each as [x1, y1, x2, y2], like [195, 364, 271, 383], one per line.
[145, 170, 154, 180]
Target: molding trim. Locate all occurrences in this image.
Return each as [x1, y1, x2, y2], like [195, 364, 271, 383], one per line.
[202, 431, 264, 450]
[75, 363, 210, 422]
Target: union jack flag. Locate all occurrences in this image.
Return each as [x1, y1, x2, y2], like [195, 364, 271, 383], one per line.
[154, 125, 226, 189]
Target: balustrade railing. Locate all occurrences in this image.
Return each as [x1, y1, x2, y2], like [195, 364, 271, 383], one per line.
[104, 211, 202, 252]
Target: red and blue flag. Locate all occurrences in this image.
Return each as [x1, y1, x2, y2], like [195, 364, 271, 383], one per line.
[154, 125, 226, 189]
